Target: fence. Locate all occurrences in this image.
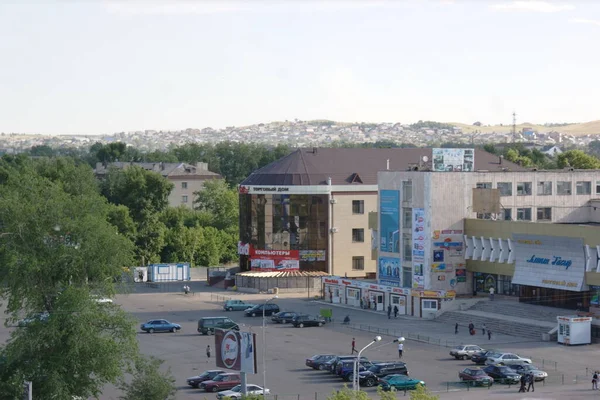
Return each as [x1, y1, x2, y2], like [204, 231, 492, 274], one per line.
[210, 293, 234, 303]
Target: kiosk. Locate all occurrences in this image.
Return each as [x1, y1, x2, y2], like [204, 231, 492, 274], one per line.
[557, 316, 592, 345]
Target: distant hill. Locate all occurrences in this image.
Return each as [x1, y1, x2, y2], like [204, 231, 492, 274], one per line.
[450, 121, 600, 137]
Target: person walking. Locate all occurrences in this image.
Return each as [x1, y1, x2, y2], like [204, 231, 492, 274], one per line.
[387, 304, 392, 319]
[527, 372, 534, 392]
[351, 338, 357, 354]
[206, 345, 211, 359]
[455, 322, 459, 334]
[489, 286, 495, 301]
[393, 305, 399, 318]
[398, 342, 404, 359]
[482, 324, 486, 335]
[487, 329, 492, 340]
[468, 322, 475, 336]
[518, 374, 526, 393]
[592, 371, 598, 390]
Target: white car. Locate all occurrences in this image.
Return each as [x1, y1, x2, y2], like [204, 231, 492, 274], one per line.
[216, 384, 270, 399]
[485, 352, 531, 366]
[92, 295, 113, 304]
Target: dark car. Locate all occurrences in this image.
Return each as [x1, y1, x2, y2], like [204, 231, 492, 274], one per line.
[140, 319, 181, 333]
[338, 360, 373, 381]
[471, 349, 501, 365]
[378, 374, 425, 391]
[199, 373, 241, 392]
[186, 369, 226, 388]
[483, 365, 521, 384]
[359, 362, 409, 387]
[272, 312, 304, 324]
[458, 368, 494, 387]
[325, 356, 368, 374]
[306, 354, 336, 370]
[292, 315, 326, 328]
[244, 304, 280, 317]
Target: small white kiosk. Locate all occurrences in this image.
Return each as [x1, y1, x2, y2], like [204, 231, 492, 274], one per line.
[557, 316, 592, 345]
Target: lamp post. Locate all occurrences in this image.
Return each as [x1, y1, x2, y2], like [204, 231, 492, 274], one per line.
[353, 336, 381, 391]
[263, 295, 278, 397]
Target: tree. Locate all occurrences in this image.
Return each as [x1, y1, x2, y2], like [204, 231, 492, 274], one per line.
[409, 384, 439, 400]
[326, 385, 369, 400]
[557, 150, 600, 169]
[193, 179, 239, 232]
[473, 121, 482, 127]
[118, 356, 176, 400]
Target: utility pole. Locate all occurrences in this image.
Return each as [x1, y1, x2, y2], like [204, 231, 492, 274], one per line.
[512, 111, 517, 143]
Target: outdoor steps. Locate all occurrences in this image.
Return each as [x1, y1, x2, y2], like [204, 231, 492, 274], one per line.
[469, 301, 574, 323]
[435, 310, 554, 340]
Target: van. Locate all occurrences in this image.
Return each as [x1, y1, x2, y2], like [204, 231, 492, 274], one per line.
[197, 317, 239, 335]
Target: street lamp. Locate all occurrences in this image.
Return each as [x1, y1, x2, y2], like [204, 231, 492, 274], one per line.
[353, 336, 381, 391]
[263, 295, 278, 397]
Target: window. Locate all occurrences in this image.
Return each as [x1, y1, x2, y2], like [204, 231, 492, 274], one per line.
[352, 229, 364, 242]
[597, 181, 600, 195]
[501, 208, 512, 221]
[516, 182, 532, 196]
[402, 180, 412, 203]
[537, 207, 552, 221]
[402, 233, 412, 261]
[537, 181, 552, 195]
[352, 256, 364, 270]
[516, 208, 532, 221]
[402, 208, 412, 229]
[182, 195, 188, 203]
[476, 213, 492, 220]
[576, 181, 591, 195]
[497, 182, 512, 196]
[557, 181, 572, 195]
[476, 182, 492, 189]
[422, 300, 437, 310]
[181, 182, 188, 189]
[352, 200, 364, 214]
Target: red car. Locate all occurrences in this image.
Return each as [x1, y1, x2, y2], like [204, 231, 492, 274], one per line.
[458, 368, 494, 387]
[199, 373, 242, 392]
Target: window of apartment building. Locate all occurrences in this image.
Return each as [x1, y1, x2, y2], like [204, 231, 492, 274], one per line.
[501, 208, 512, 221]
[181, 182, 188, 189]
[597, 181, 600, 195]
[516, 182, 532, 196]
[537, 207, 552, 221]
[352, 256, 364, 270]
[576, 181, 592, 195]
[402, 208, 412, 230]
[537, 181, 552, 196]
[516, 208, 532, 221]
[402, 180, 412, 203]
[352, 200, 364, 214]
[497, 182, 512, 196]
[182, 195, 188, 203]
[476, 182, 492, 189]
[476, 213, 492, 220]
[402, 233, 412, 261]
[557, 181, 572, 195]
[352, 229, 364, 242]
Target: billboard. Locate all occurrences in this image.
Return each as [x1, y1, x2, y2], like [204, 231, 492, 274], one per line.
[379, 190, 400, 253]
[299, 250, 326, 262]
[378, 256, 401, 287]
[432, 148, 474, 172]
[215, 329, 257, 374]
[412, 208, 426, 289]
[249, 248, 300, 271]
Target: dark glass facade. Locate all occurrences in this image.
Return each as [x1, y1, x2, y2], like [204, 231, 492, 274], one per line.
[239, 193, 329, 272]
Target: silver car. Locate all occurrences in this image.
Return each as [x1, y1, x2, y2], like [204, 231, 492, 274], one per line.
[485, 352, 532, 366]
[450, 345, 485, 360]
[510, 364, 548, 381]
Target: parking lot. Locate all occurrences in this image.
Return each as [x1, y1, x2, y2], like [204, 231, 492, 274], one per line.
[1, 287, 597, 399]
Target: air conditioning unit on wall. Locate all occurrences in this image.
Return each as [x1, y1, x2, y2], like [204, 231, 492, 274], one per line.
[330, 199, 337, 204]
[330, 227, 338, 233]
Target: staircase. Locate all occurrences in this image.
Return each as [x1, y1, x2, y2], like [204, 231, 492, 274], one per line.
[435, 300, 567, 341]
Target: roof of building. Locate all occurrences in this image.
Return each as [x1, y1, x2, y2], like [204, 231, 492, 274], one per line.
[236, 270, 330, 278]
[240, 148, 527, 186]
[94, 162, 222, 179]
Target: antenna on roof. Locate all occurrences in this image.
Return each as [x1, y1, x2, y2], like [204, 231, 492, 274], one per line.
[327, 177, 332, 186]
[386, 159, 390, 170]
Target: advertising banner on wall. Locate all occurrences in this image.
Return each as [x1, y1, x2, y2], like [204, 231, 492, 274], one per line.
[378, 256, 401, 287]
[379, 190, 400, 253]
[512, 234, 587, 292]
[412, 208, 426, 289]
[215, 329, 257, 374]
[249, 248, 300, 271]
[432, 236, 464, 258]
[299, 250, 326, 262]
[456, 268, 466, 283]
[432, 148, 474, 172]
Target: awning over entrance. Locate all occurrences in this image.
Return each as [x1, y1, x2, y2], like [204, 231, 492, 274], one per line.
[236, 270, 330, 278]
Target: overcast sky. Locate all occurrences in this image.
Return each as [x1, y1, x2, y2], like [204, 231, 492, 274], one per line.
[1, 0, 599, 135]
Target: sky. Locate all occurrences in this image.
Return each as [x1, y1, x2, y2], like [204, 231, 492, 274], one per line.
[0, 0, 599, 135]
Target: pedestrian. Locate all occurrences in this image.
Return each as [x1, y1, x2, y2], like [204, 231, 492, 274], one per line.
[527, 372, 534, 392]
[351, 338, 357, 354]
[593, 371, 598, 390]
[393, 305, 399, 318]
[138, 270, 144, 282]
[455, 323, 458, 334]
[387, 304, 392, 319]
[482, 324, 486, 335]
[398, 342, 404, 359]
[487, 329, 492, 340]
[489, 286, 495, 301]
[518, 374, 526, 393]
[468, 322, 475, 336]
[206, 345, 211, 358]
[360, 297, 364, 309]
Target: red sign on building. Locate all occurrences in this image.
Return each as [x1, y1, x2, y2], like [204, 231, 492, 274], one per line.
[249, 247, 300, 271]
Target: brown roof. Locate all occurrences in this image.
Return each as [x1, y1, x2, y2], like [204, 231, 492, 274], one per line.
[241, 148, 526, 186]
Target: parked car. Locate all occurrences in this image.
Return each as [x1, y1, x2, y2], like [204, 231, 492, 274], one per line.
[482, 365, 521, 384]
[199, 373, 241, 392]
[292, 315, 326, 328]
[140, 319, 181, 333]
[306, 354, 336, 370]
[216, 384, 270, 399]
[325, 356, 368, 374]
[272, 311, 304, 324]
[485, 352, 532, 366]
[187, 369, 226, 388]
[224, 300, 256, 311]
[197, 317, 239, 335]
[359, 362, 409, 387]
[471, 349, 502, 365]
[450, 345, 484, 360]
[510, 364, 548, 381]
[338, 360, 373, 381]
[244, 304, 280, 317]
[378, 374, 425, 391]
[18, 312, 50, 327]
[458, 368, 494, 387]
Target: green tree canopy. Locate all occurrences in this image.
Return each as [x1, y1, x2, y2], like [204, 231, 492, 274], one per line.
[118, 356, 176, 400]
[194, 179, 239, 232]
[557, 150, 600, 169]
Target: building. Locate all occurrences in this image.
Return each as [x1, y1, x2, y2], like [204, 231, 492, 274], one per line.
[94, 162, 221, 208]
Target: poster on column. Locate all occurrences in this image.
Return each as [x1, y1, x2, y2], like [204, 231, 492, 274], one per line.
[378, 256, 401, 287]
[379, 190, 400, 253]
[412, 208, 426, 262]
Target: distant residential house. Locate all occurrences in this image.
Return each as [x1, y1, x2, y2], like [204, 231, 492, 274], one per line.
[94, 162, 222, 208]
[543, 146, 563, 156]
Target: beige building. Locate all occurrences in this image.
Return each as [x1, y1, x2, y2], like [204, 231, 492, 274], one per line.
[94, 161, 222, 208]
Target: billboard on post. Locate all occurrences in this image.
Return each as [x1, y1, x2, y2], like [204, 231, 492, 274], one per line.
[215, 329, 257, 374]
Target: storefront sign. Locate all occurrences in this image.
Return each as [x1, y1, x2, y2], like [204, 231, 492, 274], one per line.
[250, 248, 300, 271]
[512, 234, 586, 292]
[432, 148, 474, 172]
[237, 242, 250, 256]
[433, 230, 463, 239]
[238, 185, 331, 194]
[379, 190, 400, 253]
[412, 289, 456, 298]
[456, 268, 466, 283]
[299, 250, 326, 262]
